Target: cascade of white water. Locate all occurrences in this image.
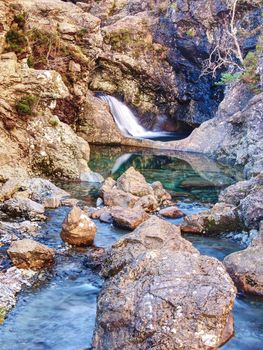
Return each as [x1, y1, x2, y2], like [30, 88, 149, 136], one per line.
[99, 95, 173, 139]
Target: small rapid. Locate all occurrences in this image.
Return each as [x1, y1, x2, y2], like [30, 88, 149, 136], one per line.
[99, 95, 184, 140]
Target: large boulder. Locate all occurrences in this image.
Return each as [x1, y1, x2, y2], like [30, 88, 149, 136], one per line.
[7, 239, 55, 269]
[93, 217, 236, 350]
[172, 85, 263, 176]
[101, 216, 195, 277]
[61, 206, 96, 246]
[0, 266, 38, 323]
[219, 173, 263, 229]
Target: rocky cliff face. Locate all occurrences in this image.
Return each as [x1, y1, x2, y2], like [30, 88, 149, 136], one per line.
[0, 0, 262, 179]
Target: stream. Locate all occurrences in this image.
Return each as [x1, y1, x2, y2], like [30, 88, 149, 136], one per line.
[0, 146, 262, 350]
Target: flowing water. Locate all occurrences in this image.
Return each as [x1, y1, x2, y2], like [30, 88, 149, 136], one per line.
[99, 95, 191, 140]
[0, 146, 262, 350]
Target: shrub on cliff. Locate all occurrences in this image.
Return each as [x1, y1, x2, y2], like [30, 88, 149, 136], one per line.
[15, 95, 38, 117]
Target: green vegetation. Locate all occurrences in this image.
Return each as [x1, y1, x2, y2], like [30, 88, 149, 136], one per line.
[15, 95, 37, 116]
[186, 28, 196, 37]
[215, 72, 242, 86]
[104, 29, 132, 50]
[28, 28, 61, 68]
[14, 12, 27, 29]
[0, 307, 7, 324]
[49, 117, 59, 127]
[241, 51, 260, 92]
[5, 29, 27, 53]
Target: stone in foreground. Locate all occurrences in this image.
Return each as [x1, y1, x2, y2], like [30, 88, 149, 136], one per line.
[93, 218, 236, 350]
[111, 207, 150, 230]
[61, 206, 96, 246]
[7, 239, 55, 269]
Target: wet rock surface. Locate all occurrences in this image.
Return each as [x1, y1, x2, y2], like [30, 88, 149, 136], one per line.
[159, 205, 184, 218]
[223, 222, 263, 296]
[181, 172, 263, 234]
[7, 239, 55, 270]
[0, 267, 38, 323]
[93, 217, 236, 350]
[111, 206, 150, 230]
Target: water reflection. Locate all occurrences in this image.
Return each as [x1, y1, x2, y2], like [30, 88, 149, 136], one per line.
[89, 145, 244, 203]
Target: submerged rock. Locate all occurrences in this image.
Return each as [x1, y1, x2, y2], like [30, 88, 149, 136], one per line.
[61, 206, 96, 246]
[7, 239, 55, 269]
[93, 217, 236, 350]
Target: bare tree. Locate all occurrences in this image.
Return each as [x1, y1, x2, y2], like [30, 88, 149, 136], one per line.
[202, 0, 244, 77]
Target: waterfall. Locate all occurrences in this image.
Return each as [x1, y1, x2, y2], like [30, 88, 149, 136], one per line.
[99, 95, 174, 139]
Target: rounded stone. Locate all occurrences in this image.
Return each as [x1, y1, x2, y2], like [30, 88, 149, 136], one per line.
[61, 206, 97, 246]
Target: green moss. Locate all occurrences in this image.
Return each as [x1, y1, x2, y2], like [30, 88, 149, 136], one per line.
[0, 307, 7, 324]
[14, 12, 27, 29]
[5, 29, 27, 53]
[49, 117, 59, 127]
[241, 51, 260, 91]
[15, 95, 37, 116]
[185, 28, 196, 37]
[27, 55, 34, 68]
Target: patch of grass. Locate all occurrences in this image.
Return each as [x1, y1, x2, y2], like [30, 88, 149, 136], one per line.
[27, 55, 34, 68]
[28, 28, 61, 68]
[15, 95, 38, 116]
[241, 51, 260, 91]
[49, 117, 59, 127]
[5, 29, 27, 53]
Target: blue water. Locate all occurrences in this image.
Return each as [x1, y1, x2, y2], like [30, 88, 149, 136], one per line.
[0, 146, 262, 350]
